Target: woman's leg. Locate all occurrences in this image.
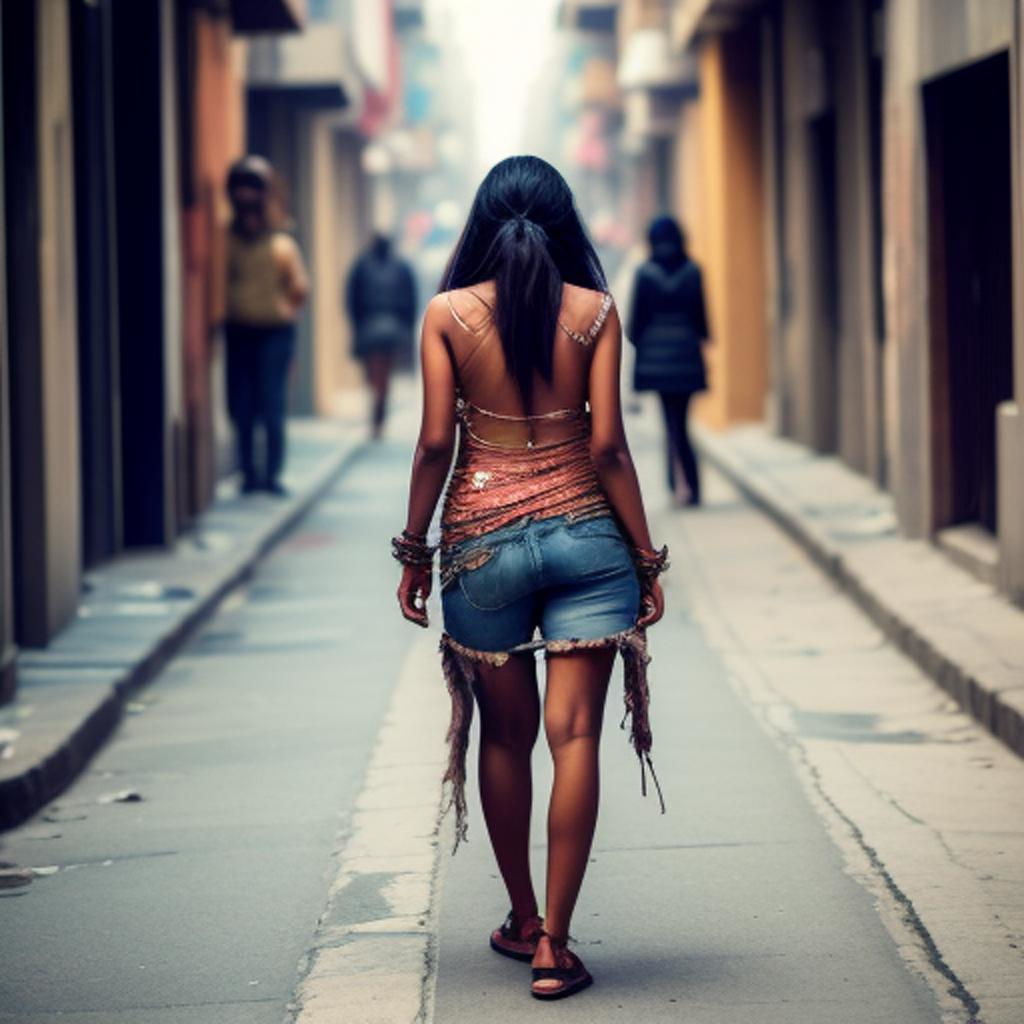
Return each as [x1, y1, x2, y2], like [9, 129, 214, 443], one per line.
[260, 327, 296, 491]
[542, 646, 616, 940]
[676, 391, 700, 503]
[364, 351, 393, 438]
[658, 393, 679, 492]
[474, 654, 541, 920]
[225, 328, 258, 491]
[659, 392, 691, 502]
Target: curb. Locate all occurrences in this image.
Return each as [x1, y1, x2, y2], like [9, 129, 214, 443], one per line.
[0, 440, 365, 830]
[695, 428, 1024, 760]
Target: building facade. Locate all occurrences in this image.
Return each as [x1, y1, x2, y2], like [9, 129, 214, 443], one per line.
[616, 0, 1024, 604]
[0, 0, 306, 700]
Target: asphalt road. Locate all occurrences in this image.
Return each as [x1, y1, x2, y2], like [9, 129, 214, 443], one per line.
[0, 441, 416, 1024]
[431, 552, 941, 1023]
[3, 405, 1021, 1023]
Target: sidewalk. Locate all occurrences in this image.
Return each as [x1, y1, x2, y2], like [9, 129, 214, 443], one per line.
[0, 419, 364, 830]
[694, 422, 1024, 758]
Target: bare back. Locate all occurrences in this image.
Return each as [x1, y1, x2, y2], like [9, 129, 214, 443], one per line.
[442, 282, 614, 448]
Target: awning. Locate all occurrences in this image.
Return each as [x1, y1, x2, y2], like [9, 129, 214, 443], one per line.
[617, 26, 697, 91]
[231, 0, 306, 33]
[246, 22, 358, 110]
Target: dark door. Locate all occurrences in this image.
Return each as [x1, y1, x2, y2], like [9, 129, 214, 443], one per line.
[2, 0, 46, 644]
[925, 52, 1014, 532]
[809, 105, 840, 453]
[0, 13, 16, 701]
[867, 0, 886, 485]
[110, 0, 173, 547]
[71, 0, 122, 566]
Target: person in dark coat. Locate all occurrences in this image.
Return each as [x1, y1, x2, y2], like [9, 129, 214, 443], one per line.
[345, 234, 417, 438]
[627, 216, 710, 506]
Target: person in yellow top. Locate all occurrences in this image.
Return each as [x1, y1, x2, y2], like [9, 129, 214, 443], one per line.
[224, 156, 309, 496]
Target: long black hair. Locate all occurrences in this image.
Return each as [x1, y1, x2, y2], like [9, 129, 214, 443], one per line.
[439, 155, 607, 406]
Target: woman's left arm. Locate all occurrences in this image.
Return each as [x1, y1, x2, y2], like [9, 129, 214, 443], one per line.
[397, 295, 457, 626]
[404, 295, 457, 535]
[275, 234, 310, 311]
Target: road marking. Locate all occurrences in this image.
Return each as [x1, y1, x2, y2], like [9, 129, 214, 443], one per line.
[287, 628, 452, 1024]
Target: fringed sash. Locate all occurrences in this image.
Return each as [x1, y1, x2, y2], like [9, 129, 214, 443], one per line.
[439, 629, 664, 853]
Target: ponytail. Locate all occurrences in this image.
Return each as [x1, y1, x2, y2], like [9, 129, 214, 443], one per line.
[439, 155, 608, 409]
[490, 216, 562, 408]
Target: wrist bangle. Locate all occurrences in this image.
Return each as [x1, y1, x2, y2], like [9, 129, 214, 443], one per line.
[392, 532, 436, 568]
[633, 544, 669, 580]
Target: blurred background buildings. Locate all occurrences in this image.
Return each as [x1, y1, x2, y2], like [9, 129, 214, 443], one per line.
[0, 0, 474, 698]
[1, 0, 1022, 705]
[554, 0, 1023, 606]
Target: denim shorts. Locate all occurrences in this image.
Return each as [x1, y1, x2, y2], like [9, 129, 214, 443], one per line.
[441, 513, 641, 654]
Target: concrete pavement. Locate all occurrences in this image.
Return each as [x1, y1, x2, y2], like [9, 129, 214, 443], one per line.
[0, 438, 417, 1023]
[2, 402, 1023, 1023]
[693, 422, 1024, 758]
[430, 408, 1024, 1022]
[0, 419, 364, 830]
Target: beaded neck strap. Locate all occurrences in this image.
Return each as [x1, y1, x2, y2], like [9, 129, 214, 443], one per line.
[445, 289, 614, 347]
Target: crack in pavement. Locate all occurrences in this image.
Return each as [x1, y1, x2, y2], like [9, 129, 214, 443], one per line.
[667, 492, 982, 1023]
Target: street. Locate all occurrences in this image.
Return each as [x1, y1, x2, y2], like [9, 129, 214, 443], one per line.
[0, 441, 418, 1023]
[1, 406, 1023, 1023]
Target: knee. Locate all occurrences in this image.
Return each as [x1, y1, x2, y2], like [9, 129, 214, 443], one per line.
[481, 713, 539, 755]
[545, 707, 602, 752]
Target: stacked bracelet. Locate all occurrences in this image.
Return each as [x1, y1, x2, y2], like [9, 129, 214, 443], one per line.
[633, 544, 670, 581]
[391, 529, 436, 568]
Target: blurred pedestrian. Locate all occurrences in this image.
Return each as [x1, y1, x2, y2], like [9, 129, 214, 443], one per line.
[628, 216, 710, 506]
[224, 155, 309, 496]
[346, 234, 417, 439]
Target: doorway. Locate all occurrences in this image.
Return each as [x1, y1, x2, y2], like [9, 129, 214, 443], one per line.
[925, 52, 1013, 533]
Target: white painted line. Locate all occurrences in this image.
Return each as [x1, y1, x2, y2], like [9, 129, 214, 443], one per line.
[288, 629, 453, 1024]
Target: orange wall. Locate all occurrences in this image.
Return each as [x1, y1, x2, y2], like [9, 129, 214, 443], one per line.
[679, 30, 768, 428]
[182, 12, 247, 514]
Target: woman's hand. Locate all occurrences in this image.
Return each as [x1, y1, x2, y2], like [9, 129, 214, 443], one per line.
[637, 578, 664, 629]
[398, 565, 432, 627]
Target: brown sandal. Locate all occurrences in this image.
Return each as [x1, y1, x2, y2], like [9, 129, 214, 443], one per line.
[490, 910, 544, 962]
[530, 933, 593, 1000]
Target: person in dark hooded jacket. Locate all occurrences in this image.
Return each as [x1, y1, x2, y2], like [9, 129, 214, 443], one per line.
[627, 216, 710, 506]
[345, 234, 417, 438]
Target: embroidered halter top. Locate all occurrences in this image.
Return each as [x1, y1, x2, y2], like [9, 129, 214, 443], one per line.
[440, 289, 615, 549]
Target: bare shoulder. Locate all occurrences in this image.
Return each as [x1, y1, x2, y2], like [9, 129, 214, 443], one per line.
[423, 292, 451, 326]
[438, 285, 493, 335]
[561, 282, 618, 341]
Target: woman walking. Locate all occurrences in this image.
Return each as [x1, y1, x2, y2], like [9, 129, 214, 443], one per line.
[393, 156, 667, 1000]
[224, 156, 309, 496]
[628, 216, 710, 506]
